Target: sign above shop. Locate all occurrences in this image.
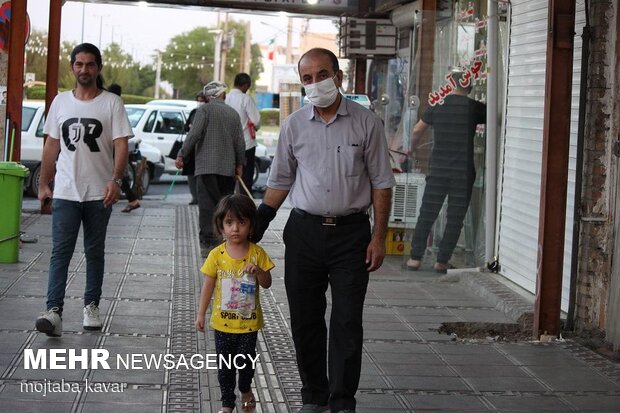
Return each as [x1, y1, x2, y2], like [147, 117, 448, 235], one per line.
[339, 17, 397, 58]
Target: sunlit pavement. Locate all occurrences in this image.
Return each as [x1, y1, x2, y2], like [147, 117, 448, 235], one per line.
[1, 194, 619, 412]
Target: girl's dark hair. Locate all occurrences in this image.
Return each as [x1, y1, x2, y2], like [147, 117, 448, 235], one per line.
[70, 43, 105, 89]
[213, 194, 257, 238]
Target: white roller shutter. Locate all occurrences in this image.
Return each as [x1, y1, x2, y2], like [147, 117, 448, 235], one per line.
[498, 0, 585, 312]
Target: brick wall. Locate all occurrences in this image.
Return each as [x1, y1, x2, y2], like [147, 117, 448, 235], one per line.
[575, 0, 617, 331]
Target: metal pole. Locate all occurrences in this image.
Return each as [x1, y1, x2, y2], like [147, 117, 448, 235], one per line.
[154, 51, 161, 98]
[485, 0, 499, 266]
[6, 0, 28, 163]
[80, 3, 85, 43]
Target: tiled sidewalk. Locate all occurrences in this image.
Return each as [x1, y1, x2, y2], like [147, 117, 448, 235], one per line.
[0, 198, 619, 412]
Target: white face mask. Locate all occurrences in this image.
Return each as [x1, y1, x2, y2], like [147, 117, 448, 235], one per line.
[304, 75, 339, 108]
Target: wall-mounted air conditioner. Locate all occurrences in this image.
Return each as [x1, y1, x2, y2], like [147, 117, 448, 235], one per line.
[389, 172, 426, 227]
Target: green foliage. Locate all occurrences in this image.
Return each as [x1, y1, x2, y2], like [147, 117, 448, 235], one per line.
[119, 94, 152, 104]
[260, 109, 280, 127]
[160, 20, 263, 98]
[22, 23, 264, 100]
[25, 85, 46, 100]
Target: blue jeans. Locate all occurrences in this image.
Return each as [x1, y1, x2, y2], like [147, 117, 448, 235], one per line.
[46, 199, 112, 314]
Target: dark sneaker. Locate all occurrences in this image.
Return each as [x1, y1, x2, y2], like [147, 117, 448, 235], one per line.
[83, 302, 102, 330]
[35, 308, 62, 337]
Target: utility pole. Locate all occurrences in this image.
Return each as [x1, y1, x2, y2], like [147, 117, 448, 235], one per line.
[154, 51, 162, 98]
[244, 21, 252, 73]
[220, 12, 229, 82]
[210, 30, 223, 81]
[286, 17, 293, 64]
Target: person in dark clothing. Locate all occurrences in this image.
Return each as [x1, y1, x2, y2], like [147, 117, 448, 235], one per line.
[183, 91, 206, 205]
[108, 83, 141, 213]
[405, 71, 486, 273]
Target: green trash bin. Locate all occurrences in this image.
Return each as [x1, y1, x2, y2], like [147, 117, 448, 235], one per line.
[0, 162, 30, 263]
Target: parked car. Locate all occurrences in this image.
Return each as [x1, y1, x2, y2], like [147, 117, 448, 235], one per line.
[125, 104, 188, 173]
[20, 101, 164, 197]
[147, 99, 199, 112]
[128, 103, 271, 180]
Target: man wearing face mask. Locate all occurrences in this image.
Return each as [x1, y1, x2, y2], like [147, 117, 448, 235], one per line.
[253, 48, 395, 413]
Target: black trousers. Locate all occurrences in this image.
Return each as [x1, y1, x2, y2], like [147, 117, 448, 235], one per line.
[410, 173, 474, 264]
[196, 174, 234, 246]
[283, 210, 370, 412]
[214, 330, 258, 409]
[242, 147, 256, 195]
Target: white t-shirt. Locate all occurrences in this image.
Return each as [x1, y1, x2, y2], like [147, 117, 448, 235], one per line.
[43, 90, 134, 202]
[225, 88, 261, 150]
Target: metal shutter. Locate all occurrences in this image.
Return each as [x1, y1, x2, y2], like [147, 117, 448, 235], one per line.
[498, 0, 585, 312]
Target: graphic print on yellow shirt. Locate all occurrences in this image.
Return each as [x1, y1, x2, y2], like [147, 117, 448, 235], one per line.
[201, 242, 275, 333]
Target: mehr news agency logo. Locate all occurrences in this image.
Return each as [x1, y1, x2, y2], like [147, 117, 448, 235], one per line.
[20, 349, 260, 396]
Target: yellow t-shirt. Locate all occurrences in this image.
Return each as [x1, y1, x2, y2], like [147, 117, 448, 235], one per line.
[201, 242, 275, 334]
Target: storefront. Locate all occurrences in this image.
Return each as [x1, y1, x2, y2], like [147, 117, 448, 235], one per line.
[362, 0, 587, 314]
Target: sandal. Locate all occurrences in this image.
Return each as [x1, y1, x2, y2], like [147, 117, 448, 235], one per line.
[434, 262, 455, 274]
[241, 391, 256, 413]
[121, 203, 141, 213]
[402, 259, 421, 271]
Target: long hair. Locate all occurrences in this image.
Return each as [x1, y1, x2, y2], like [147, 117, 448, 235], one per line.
[70, 43, 105, 89]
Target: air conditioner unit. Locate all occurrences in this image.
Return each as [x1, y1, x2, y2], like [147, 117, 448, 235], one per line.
[389, 172, 426, 226]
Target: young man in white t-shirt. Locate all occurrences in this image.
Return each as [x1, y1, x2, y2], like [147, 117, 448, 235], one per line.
[225, 73, 261, 192]
[35, 43, 133, 337]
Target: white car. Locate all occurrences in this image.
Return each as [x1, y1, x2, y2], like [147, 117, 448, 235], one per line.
[20, 101, 164, 197]
[147, 99, 198, 112]
[125, 104, 188, 173]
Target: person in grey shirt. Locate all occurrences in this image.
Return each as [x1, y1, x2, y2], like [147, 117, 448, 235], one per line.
[175, 81, 245, 257]
[254, 48, 395, 413]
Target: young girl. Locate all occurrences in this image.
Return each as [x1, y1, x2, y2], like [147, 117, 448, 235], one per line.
[196, 194, 274, 413]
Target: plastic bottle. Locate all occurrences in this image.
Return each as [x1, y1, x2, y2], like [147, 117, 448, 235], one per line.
[237, 271, 256, 319]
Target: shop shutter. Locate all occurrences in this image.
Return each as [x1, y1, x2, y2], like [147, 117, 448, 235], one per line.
[497, 0, 585, 312]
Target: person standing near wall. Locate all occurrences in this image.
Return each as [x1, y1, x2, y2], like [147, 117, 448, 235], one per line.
[35, 43, 132, 337]
[226, 73, 261, 193]
[253, 48, 395, 413]
[405, 71, 486, 273]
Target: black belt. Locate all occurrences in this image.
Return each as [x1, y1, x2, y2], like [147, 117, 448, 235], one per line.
[292, 208, 368, 226]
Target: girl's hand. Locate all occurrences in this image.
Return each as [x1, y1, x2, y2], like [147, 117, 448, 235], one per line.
[195, 315, 205, 332]
[243, 263, 260, 275]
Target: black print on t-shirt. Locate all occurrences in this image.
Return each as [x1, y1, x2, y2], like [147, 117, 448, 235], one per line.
[61, 118, 103, 152]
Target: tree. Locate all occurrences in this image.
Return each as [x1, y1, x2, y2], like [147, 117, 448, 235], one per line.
[101, 42, 143, 94]
[159, 21, 263, 99]
[160, 27, 217, 99]
[24, 30, 48, 84]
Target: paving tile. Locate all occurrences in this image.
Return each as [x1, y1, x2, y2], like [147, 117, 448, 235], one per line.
[466, 376, 547, 392]
[107, 315, 169, 336]
[485, 394, 573, 411]
[527, 366, 620, 391]
[392, 376, 471, 391]
[405, 394, 490, 411]
[380, 363, 457, 377]
[563, 395, 620, 411]
[440, 353, 515, 366]
[113, 300, 171, 317]
[452, 364, 531, 378]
